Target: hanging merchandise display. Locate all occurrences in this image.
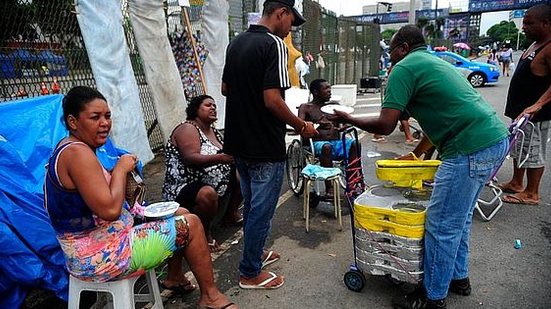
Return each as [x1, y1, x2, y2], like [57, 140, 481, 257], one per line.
[169, 30, 209, 100]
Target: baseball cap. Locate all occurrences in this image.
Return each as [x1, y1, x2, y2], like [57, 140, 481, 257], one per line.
[265, 0, 306, 26]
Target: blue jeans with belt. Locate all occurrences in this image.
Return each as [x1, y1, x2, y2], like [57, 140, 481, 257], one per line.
[424, 138, 508, 300]
[235, 158, 285, 278]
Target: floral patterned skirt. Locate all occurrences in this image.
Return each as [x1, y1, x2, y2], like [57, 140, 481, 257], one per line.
[57, 209, 190, 282]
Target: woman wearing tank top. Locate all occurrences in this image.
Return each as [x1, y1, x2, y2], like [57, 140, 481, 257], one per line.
[500, 43, 514, 76]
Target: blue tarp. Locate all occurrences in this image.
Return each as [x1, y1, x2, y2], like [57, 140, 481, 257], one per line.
[0, 95, 139, 307]
[0, 53, 16, 79]
[37, 50, 69, 77]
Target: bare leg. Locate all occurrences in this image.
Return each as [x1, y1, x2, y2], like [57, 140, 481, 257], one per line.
[506, 167, 544, 202]
[320, 144, 334, 196]
[499, 159, 525, 193]
[223, 174, 243, 224]
[183, 214, 237, 308]
[194, 186, 220, 252]
[400, 119, 415, 142]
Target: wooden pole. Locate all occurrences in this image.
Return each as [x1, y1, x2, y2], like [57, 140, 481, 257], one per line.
[181, 5, 207, 94]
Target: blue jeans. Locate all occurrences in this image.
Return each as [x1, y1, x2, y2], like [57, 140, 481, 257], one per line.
[235, 158, 285, 278]
[424, 138, 508, 300]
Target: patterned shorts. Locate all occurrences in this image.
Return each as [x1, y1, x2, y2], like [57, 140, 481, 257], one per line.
[511, 120, 549, 168]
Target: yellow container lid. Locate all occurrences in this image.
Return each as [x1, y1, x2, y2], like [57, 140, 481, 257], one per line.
[375, 159, 441, 189]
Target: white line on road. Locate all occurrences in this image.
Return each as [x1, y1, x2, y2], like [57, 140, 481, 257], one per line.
[354, 103, 381, 108]
[356, 97, 380, 102]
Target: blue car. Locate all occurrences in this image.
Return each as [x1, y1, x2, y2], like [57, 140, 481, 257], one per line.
[432, 51, 500, 87]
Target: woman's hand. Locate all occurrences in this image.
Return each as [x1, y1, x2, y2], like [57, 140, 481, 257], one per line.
[116, 154, 138, 173]
[217, 153, 235, 164]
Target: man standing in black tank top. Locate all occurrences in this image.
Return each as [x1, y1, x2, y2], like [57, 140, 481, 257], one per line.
[500, 4, 551, 206]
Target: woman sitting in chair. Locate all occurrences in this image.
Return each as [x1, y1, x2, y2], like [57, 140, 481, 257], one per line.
[44, 86, 236, 309]
[163, 95, 242, 252]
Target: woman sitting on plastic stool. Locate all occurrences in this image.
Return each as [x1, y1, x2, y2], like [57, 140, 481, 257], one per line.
[44, 86, 236, 309]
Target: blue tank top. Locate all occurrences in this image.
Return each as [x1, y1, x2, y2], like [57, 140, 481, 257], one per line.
[44, 142, 96, 234]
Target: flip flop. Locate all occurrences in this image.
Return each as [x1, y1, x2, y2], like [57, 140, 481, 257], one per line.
[261, 250, 280, 269]
[496, 183, 522, 194]
[208, 239, 223, 252]
[238, 272, 285, 290]
[198, 302, 236, 309]
[159, 279, 197, 295]
[371, 137, 386, 143]
[502, 194, 539, 205]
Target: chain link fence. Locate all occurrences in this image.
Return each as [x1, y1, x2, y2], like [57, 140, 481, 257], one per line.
[0, 0, 164, 152]
[301, 0, 380, 89]
[1, 0, 381, 151]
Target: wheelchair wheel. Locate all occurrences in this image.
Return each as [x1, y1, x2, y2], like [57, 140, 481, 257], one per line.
[286, 139, 305, 195]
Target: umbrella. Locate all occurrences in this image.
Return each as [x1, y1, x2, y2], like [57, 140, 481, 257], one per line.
[453, 42, 471, 50]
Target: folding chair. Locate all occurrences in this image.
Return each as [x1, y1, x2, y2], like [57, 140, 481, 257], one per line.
[475, 115, 534, 221]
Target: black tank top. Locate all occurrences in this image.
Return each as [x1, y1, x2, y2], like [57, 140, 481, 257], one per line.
[505, 41, 551, 122]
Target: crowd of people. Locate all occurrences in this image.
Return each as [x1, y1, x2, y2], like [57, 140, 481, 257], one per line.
[40, 1, 550, 308]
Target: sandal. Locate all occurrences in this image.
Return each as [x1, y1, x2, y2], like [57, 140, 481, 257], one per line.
[261, 250, 280, 269]
[239, 271, 285, 290]
[371, 137, 386, 143]
[208, 239, 223, 252]
[159, 279, 196, 295]
[198, 302, 236, 309]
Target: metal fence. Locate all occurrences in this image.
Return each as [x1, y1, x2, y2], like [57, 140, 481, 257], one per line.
[0, 0, 164, 152]
[1, 0, 381, 152]
[301, 0, 380, 88]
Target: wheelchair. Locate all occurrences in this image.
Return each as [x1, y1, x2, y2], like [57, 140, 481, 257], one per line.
[285, 127, 360, 196]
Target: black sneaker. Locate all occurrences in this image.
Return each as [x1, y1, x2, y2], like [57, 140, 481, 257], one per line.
[392, 287, 447, 309]
[449, 277, 471, 296]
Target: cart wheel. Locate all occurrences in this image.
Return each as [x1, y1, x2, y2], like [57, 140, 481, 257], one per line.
[344, 270, 365, 292]
[286, 139, 305, 195]
[412, 130, 421, 140]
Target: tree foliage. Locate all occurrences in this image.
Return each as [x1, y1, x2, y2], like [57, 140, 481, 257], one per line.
[486, 20, 526, 49]
[381, 29, 397, 42]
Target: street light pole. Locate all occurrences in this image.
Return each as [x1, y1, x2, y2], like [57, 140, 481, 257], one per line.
[409, 0, 416, 24]
[376, 2, 380, 23]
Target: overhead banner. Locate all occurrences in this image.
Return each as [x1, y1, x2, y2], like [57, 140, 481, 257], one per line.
[352, 9, 443, 25]
[444, 13, 470, 41]
[469, 0, 551, 13]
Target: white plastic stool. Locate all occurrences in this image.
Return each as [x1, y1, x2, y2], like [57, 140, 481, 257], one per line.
[68, 269, 163, 309]
[302, 164, 343, 233]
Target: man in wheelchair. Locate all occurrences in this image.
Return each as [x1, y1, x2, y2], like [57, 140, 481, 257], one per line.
[298, 79, 360, 197]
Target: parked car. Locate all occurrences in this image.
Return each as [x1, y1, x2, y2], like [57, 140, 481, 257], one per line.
[432, 51, 500, 87]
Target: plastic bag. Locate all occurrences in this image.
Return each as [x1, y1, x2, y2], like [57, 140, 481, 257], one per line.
[509, 62, 516, 72]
